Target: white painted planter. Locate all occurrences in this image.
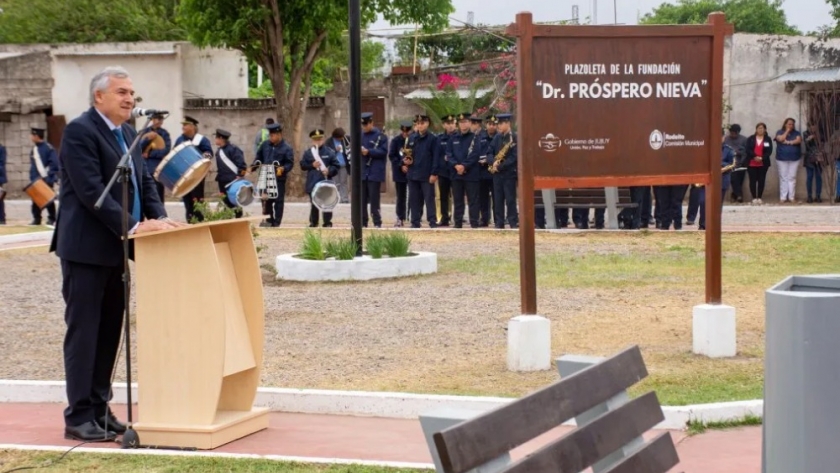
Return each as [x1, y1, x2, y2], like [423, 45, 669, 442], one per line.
[275, 251, 437, 282]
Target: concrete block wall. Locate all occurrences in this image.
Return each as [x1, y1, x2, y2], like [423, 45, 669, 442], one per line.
[0, 113, 47, 197]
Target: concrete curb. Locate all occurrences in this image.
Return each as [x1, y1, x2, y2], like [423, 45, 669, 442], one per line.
[0, 380, 762, 430]
[275, 251, 438, 281]
[0, 444, 435, 470]
[0, 230, 53, 245]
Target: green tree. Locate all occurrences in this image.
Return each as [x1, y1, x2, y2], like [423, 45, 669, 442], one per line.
[179, 0, 453, 195]
[394, 25, 513, 67]
[641, 0, 800, 35]
[0, 0, 185, 43]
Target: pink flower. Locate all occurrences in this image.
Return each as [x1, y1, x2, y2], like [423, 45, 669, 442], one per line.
[480, 62, 489, 71]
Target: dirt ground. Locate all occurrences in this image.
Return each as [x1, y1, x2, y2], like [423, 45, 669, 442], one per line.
[1, 228, 837, 405]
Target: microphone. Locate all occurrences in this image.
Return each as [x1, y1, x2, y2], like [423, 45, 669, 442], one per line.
[132, 107, 169, 118]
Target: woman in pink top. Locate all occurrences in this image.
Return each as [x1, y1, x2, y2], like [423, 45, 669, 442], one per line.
[744, 122, 773, 205]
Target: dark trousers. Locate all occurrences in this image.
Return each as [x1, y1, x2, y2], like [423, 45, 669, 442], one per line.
[154, 181, 165, 204]
[653, 185, 688, 229]
[362, 179, 382, 227]
[492, 176, 518, 228]
[408, 179, 436, 228]
[452, 179, 480, 227]
[806, 166, 823, 198]
[573, 208, 605, 229]
[263, 180, 286, 226]
[31, 182, 57, 223]
[535, 206, 569, 229]
[394, 181, 408, 222]
[686, 186, 702, 224]
[630, 186, 652, 228]
[698, 184, 728, 229]
[0, 193, 6, 223]
[730, 169, 747, 201]
[479, 179, 493, 226]
[61, 259, 124, 427]
[182, 179, 205, 223]
[747, 166, 768, 199]
[309, 198, 332, 227]
[217, 181, 243, 218]
[438, 176, 452, 224]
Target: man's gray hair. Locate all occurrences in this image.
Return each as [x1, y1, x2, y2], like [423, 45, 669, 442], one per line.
[89, 66, 130, 106]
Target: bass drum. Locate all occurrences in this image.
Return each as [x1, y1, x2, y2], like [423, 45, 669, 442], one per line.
[311, 180, 339, 211]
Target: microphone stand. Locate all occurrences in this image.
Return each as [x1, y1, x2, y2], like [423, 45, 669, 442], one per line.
[94, 115, 153, 449]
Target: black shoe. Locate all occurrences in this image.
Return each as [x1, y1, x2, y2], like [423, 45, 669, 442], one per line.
[96, 411, 127, 434]
[0, 220, 5, 225]
[29, 220, 41, 226]
[807, 196, 813, 203]
[322, 223, 333, 228]
[65, 421, 117, 442]
[816, 197, 823, 203]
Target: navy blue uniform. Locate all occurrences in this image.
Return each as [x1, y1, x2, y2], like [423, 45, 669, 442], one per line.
[140, 125, 171, 202]
[174, 133, 213, 222]
[447, 130, 480, 227]
[29, 140, 60, 224]
[361, 128, 388, 227]
[254, 139, 294, 226]
[406, 131, 440, 228]
[0, 143, 6, 224]
[476, 130, 496, 226]
[301, 145, 339, 227]
[436, 131, 455, 225]
[388, 133, 410, 223]
[487, 132, 519, 228]
[697, 144, 735, 230]
[653, 185, 688, 230]
[215, 142, 247, 217]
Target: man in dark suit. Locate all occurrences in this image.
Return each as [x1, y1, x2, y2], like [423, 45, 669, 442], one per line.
[49, 66, 180, 442]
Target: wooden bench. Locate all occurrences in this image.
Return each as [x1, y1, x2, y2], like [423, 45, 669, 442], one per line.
[432, 346, 680, 473]
[535, 188, 639, 229]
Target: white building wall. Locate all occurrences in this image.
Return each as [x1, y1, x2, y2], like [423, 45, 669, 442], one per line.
[179, 43, 248, 99]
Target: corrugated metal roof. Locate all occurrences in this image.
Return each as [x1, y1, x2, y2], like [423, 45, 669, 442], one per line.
[775, 67, 840, 83]
[404, 87, 494, 99]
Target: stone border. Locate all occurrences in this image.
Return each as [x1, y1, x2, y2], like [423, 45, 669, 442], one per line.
[275, 251, 437, 281]
[0, 380, 762, 430]
[0, 444, 434, 470]
[0, 230, 53, 245]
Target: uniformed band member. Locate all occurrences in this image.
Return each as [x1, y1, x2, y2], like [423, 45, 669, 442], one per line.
[213, 128, 247, 218]
[449, 113, 480, 228]
[254, 117, 275, 156]
[0, 141, 6, 225]
[487, 113, 518, 228]
[174, 116, 213, 222]
[406, 114, 440, 228]
[436, 114, 456, 226]
[653, 184, 688, 231]
[360, 112, 388, 228]
[139, 112, 171, 202]
[388, 121, 413, 227]
[254, 122, 294, 227]
[696, 142, 736, 231]
[301, 128, 339, 228]
[476, 115, 497, 227]
[29, 127, 59, 226]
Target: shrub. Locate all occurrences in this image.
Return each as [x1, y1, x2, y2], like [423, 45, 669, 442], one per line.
[189, 199, 237, 224]
[365, 233, 387, 259]
[325, 235, 358, 260]
[383, 232, 412, 257]
[299, 229, 326, 260]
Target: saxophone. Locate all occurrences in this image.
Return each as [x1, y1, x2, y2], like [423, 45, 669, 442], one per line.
[489, 133, 515, 174]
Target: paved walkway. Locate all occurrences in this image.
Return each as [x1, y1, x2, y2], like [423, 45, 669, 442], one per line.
[0, 403, 760, 472]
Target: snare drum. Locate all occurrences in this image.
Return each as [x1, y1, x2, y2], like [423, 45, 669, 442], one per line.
[154, 143, 212, 198]
[23, 178, 56, 209]
[225, 179, 254, 207]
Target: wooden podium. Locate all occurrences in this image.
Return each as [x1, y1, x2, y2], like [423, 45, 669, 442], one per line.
[129, 218, 269, 449]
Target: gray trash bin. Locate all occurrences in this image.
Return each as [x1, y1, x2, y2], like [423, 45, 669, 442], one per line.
[763, 274, 840, 473]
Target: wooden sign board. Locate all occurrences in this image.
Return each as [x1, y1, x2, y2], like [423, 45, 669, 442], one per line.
[508, 12, 733, 314]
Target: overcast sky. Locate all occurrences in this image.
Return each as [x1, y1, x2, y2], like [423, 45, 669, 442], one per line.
[371, 0, 831, 34]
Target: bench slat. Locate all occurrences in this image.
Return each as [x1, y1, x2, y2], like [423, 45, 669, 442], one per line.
[601, 432, 680, 473]
[500, 391, 666, 473]
[433, 346, 648, 473]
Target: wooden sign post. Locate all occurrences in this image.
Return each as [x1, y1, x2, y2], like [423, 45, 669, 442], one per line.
[507, 12, 735, 357]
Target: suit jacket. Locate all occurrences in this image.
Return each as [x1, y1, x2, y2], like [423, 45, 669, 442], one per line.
[49, 107, 167, 267]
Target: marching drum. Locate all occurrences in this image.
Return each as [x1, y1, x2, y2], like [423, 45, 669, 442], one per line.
[311, 180, 340, 212]
[154, 143, 212, 198]
[225, 179, 255, 207]
[23, 178, 56, 209]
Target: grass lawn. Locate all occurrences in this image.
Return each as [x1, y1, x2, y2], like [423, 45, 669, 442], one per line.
[0, 449, 430, 473]
[0, 225, 50, 236]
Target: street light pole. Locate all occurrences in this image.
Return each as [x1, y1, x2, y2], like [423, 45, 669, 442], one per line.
[348, 0, 363, 256]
